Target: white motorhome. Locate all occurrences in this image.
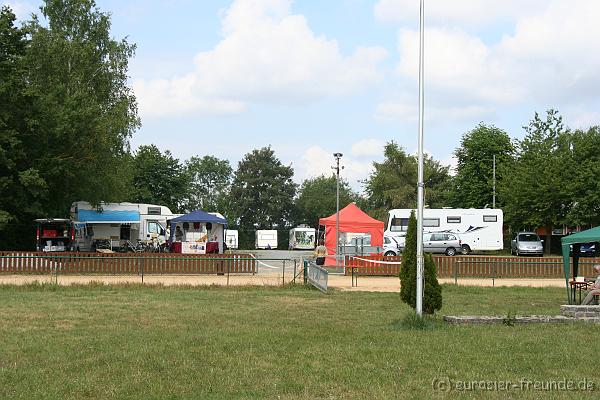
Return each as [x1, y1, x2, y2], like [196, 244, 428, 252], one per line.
[289, 226, 316, 250]
[385, 208, 504, 253]
[225, 229, 239, 249]
[70, 201, 174, 249]
[255, 230, 278, 249]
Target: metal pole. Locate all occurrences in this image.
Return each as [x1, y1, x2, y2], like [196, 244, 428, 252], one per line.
[493, 154, 496, 208]
[415, 0, 425, 317]
[333, 153, 343, 267]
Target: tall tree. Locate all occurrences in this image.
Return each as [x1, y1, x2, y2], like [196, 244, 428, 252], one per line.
[24, 0, 139, 215]
[129, 145, 189, 213]
[363, 142, 451, 221]
[294, 175, 357, 227]
[183, 155, 232, 215]
[564, 126, 600, 227]
[230, 146, 296, 229]
[450, 123, 514, 208]
[500, 110, 570, 253]
[0, 6, 48, 249]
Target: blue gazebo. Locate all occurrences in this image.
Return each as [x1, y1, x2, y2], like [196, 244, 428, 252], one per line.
[169, 210, 228, 254]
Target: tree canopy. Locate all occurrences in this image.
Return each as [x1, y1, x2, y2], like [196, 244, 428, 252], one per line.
[450, 123, 514, 208]
[230, 146, 296, 229]
[184, 156, 233, 215]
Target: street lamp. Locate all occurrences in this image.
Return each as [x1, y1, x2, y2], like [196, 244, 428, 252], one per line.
[332, 153, 343, 266]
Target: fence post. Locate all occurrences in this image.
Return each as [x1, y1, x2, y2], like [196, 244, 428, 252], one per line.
[303, 259, 308, 285]
[454, 259, 458, 285]
[293, 259, 297, 284]
[141, 256, 145, 284]
[227, 257, 230, 286]
[282, 260, 286, 286]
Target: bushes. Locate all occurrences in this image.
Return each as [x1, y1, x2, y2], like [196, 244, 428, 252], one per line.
[399, 211, 442, 314]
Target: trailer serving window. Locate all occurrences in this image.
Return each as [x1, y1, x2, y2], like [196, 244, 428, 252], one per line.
[447, 216, 461, 224]
[483, 215, 497, 222]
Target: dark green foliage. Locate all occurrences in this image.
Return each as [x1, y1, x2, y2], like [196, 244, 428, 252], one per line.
[450, 123, 514, 208]
[399, 211, 417, 306]
[230, 146, 296, 230]
[399, 211, 442, 314]
[364, 142, 452, 221]
[293, 175, 357, 227]
[500, 110, 569, 252]
[129, 145, 189, 213]
[423, 253, 442, 314]
[183, 156, 232, 215]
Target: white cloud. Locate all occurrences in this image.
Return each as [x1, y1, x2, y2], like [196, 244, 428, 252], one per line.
[376, 1, 600, 125]
[351, 139, 384, 157]
[135, 0, 387, 118]
[374, 0, 546, 26]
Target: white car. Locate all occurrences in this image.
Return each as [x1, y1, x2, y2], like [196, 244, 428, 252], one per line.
[383, 236, 401, 256]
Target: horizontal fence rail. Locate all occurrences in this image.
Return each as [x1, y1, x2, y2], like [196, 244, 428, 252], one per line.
[0, 252, 257, 275]
[344, 255, 600, 279]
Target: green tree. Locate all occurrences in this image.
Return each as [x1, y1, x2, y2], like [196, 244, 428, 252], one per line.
[500, 110, 570, 253]
[399, 211, 442, 314]
[129, 145, 189, 213]
[294, 175, 357, 227]
[24, 0, 139, 216]
[564, 126, 600, 227]
[0, 6, 48, 249]
[230, 146, 296, 229]
[183, 155, 232, 215]
[450, 123, 514, 208]
[364, 142, 451, 221]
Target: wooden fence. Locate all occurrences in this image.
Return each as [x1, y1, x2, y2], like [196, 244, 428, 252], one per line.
[0, 252, 257, 275]
[345, 255, 600, 279]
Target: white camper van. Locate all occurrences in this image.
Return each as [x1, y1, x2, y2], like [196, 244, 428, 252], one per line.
[255, 230, 278, 249]
[289, 226, 315, 250]
[70, 201, 174, 249]
[385, 208, 503, 253]
[225, 229, 239, 249]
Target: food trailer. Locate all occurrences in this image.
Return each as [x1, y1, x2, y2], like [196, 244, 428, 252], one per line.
[169, 210, 228, 254]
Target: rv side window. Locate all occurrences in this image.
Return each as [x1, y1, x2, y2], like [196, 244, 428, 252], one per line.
[483, 215, 497, 222]
[147, 207, 162, 215]
[423, 218, 440, 228]
[390, 217, 409, 232]
[447, 216, 461, 224]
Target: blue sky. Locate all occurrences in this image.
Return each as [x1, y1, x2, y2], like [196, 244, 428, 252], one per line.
[6, 0, 600, 192]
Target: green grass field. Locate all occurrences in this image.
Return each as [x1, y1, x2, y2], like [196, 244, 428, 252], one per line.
[0, 283, 598, 399]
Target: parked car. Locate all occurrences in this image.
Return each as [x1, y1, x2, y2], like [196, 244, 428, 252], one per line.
[511, 232, 544, 256]
[382, 236, 401, 256]
[569, 242, 597, 257]
[395, 232, 462, 256]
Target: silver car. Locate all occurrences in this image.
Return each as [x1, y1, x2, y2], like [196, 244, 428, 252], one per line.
[511, 232, 544, 256]
[396, 232, 462, 256]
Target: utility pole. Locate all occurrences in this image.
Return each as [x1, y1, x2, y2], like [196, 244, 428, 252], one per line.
[493, 154, 496, 208]
[333, 153, 343, 266]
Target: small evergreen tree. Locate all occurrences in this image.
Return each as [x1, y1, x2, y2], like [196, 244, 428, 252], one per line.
[423, 253, 442, 314]
[399, 211, 443, 314]
[399, 211, 418, 307]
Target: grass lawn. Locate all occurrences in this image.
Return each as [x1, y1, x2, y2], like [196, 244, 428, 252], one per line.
[0, 283, 598, 399]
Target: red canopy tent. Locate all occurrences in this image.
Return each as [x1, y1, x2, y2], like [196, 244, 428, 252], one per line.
[318, 203, 384, 265]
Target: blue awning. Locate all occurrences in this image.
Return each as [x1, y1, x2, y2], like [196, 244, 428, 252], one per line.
[77, 210, 140, 223]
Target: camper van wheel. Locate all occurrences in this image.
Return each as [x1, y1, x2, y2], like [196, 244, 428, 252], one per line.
[445, 247, 457, 256]
[461, 244, 471, 255]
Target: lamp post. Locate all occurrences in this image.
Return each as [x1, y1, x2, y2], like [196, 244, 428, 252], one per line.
[333, 153, 343, 266]
[416, 0, 425, 316]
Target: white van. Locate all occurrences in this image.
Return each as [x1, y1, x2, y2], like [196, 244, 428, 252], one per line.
[255, 230, 278, 249]
[35, 219, 93, 252]
[225, 229, 239, 249]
